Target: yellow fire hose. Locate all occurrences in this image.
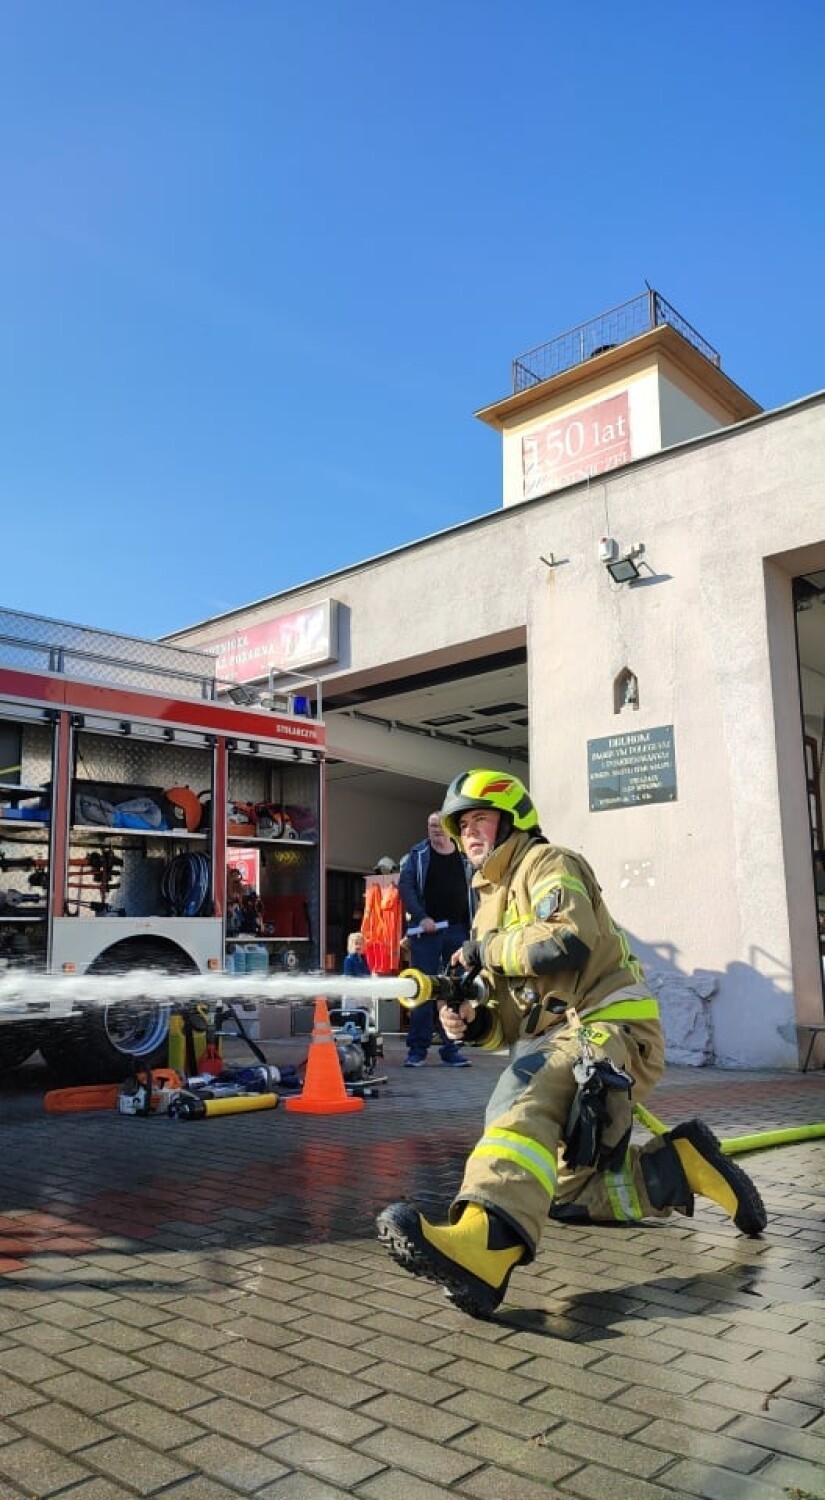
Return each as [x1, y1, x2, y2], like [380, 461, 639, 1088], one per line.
[202, 1093, 278, 1117]
[633, 1101, 825, 1155]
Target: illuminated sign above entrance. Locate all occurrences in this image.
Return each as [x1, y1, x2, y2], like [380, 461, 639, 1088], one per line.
[203, 599, 340, 684]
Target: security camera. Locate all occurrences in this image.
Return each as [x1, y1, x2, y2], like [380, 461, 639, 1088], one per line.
[599, 536, 618, 563]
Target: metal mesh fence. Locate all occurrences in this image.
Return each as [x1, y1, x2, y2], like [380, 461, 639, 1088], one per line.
[512, 289, 721, 391]
[0, 607, 216, 699]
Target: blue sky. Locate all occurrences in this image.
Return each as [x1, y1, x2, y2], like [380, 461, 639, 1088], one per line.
[2, 2, 823, 639]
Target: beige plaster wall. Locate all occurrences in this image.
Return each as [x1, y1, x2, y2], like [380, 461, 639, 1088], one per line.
[658, 371, 726, 447]
[326, 779, 433, 873]
[520, 398, 825, 1066]
[175, 546, 526, 689]
[171, 393, 825, 1067]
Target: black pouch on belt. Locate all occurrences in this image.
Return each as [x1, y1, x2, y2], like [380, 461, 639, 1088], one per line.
[562, 1058, 634, 1172]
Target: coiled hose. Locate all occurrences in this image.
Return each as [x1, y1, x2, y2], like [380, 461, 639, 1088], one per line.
[161, 853, 211, 917]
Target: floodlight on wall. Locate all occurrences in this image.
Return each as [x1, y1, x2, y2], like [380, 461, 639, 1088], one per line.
[603, 540, 645, 584]
[607, 555, 642, 584]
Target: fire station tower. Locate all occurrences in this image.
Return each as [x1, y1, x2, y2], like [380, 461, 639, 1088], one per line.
[474, 289, 762, 508]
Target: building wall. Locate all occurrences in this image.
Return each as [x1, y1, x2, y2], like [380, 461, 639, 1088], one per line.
[326, 779, 432, 873]
[658, 371, 726, 446]
[521, 396, 824, 1067]
[172, 392, 825, 1067]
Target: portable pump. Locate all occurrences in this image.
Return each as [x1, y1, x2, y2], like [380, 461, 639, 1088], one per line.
[328, 1006, 384, 1081]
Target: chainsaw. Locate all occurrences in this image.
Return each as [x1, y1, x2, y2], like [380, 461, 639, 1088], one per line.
[227, 802, 298, 839]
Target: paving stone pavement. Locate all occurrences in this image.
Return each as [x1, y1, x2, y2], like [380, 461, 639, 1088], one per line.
[0, 1033, 823, 1500]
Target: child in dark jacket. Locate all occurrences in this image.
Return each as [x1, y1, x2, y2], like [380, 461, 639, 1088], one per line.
[342, 931, 371, 978]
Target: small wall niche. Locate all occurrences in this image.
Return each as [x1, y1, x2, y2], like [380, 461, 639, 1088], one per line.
[614, 667, 640, 714]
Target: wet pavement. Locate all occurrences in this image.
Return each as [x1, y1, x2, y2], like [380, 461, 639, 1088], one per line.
[0, 1032, 823, 1500]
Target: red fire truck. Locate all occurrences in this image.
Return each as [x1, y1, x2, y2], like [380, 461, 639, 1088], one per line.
[0, 607, 325, 1081]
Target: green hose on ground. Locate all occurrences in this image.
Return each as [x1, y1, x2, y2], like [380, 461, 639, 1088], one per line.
[633, 1101, 825, 1155]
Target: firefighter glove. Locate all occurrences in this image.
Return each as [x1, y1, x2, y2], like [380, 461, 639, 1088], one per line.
[460, 939, 486, 973]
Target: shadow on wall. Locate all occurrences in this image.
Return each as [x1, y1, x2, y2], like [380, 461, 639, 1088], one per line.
[626, 933, 802, 1068]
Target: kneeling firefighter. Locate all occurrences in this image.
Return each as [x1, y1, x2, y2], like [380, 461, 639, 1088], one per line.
[377, 770, 766, 1319]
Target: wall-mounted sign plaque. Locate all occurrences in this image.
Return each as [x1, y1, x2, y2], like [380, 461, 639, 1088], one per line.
[587, 725, 677, 811]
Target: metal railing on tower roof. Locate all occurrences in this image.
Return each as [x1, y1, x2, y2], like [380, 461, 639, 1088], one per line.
[512, 289, 721, 393]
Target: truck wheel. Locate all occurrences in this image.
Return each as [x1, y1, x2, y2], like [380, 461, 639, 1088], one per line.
[39, 941, 199, 1085]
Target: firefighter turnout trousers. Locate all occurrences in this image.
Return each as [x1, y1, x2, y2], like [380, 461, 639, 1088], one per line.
[451, 1016, 668, 1256]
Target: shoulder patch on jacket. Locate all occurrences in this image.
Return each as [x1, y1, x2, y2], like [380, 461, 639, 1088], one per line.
[534, 890, 562, 921]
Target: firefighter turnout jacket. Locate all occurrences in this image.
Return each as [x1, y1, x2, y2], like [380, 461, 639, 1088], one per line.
[462, 829, 658, 1050]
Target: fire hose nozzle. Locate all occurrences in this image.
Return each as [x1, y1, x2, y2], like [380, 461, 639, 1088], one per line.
[397, 969, 434, 1010]
[397, 967, 488, 1011]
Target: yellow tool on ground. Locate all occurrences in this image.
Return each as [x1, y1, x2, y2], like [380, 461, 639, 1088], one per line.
[173, 1091, 279, 1120]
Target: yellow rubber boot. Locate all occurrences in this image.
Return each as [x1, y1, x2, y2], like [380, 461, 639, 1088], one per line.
[376, 1201, 526, 1319]
[668, 1120, 766, 1236]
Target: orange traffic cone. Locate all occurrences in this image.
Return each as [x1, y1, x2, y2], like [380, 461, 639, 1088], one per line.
[285, 997, 365, 1115]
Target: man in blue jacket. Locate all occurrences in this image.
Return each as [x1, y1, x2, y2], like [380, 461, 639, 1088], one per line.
[398, 812, 475, 1068]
